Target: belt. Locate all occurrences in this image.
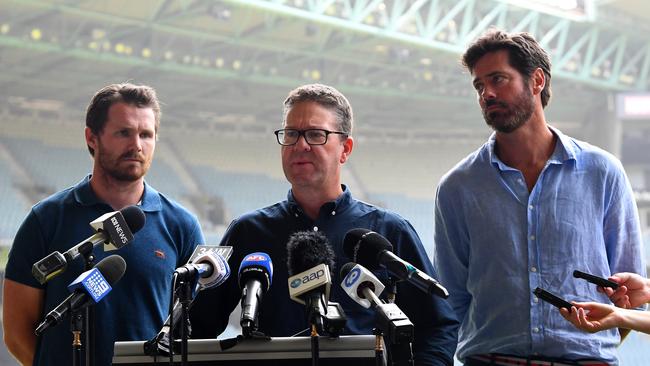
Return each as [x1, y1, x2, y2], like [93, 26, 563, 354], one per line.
[466, 354, 609, 366]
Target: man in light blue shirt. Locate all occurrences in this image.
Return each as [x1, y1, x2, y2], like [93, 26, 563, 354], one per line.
[433, 29, 645, 366]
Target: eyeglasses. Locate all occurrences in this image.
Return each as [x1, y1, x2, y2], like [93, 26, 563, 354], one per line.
[274, 128, 348, 146]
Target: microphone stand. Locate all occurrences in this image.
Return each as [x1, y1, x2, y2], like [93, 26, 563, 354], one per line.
[373, 328, 385, 366]
[70, 309, 84, 366]
[80, 244, 96, 366]
[385, 278, 413, 366]
[176, 274, 193, 366]
[310, 323, 319, 366]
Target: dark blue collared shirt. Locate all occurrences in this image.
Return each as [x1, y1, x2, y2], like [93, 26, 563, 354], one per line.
[191, 186, 459, 366]
[5, 175, 204, 366]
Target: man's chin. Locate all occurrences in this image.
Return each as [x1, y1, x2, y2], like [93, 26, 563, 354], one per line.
[485, 117, 524, 134]
[109, 169, 146, 182]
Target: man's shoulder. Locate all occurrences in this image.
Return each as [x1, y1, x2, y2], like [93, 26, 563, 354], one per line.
[153, 191, 200, 224]
[30, 185, 78, 215]
[565, 135, 623, 169]
[348, 198, 413, 231]
[438, 143, 489, 188]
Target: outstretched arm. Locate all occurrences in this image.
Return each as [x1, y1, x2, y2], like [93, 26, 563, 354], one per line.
[560, 301, 650, 335]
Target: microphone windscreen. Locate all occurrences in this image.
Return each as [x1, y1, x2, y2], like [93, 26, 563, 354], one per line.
[94, 254, 127, 285]
[343, 229, 392, 270]
[286, 230, 335, 275]
[120, 205, 146, 233]
[339, 262, 357, 280]
[238, 252, 273, 289]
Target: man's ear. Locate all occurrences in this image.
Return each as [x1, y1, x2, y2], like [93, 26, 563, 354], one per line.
[85, 127, 97, 152]
[532, 67, 545, 95]
[340, 136, 354, 164]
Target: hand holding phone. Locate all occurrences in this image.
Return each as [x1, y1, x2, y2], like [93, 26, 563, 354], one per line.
[533, 287, 573, 310]
[573, 270, 619, 289]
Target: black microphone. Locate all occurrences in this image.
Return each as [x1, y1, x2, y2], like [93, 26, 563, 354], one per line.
[31, 206, 145, 284]
[238, 252, 273, 337]
[286, 230, 335, 334]
[343, 228, 449, 299]
[35, 255, 127, 336]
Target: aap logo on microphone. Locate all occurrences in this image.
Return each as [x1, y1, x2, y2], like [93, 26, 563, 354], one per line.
[343, 267, 361, 288]
[290, 278, 302, 288]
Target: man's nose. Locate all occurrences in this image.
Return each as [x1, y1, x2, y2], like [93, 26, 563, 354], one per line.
[293, 133, 311, 150]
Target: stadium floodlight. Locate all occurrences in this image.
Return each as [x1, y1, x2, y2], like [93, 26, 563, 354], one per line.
[497, 0, 596, 22]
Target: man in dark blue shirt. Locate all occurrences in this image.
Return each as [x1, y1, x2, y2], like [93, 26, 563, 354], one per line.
[190, 83, 458, 365]
[3, 83, 203, 366]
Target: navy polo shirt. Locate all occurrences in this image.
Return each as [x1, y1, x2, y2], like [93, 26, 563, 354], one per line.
[5, 175, 204, 366]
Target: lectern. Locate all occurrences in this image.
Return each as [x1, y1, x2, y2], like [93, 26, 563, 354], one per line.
[113, 335, 384, 366]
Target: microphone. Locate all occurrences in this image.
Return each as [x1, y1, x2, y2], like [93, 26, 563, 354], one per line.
[145, 245, 233, 356]
[344, 228, 449, 299]
[31, 206, 145, 284]
[286, 230, 335, 333]
[340, 262, 414, 344]
[340, 262, 385, 308]
[174, 245, 231, 290]
[238, 252, 273, 337]
[35, 255, 127, 336]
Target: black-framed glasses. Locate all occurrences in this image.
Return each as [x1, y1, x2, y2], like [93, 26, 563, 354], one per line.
[274, 128, 348, 146]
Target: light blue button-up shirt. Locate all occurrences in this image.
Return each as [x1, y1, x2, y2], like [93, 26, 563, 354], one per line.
[434, 127, 645, 365]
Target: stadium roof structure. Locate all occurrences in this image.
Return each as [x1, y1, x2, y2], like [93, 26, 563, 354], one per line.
[0, 0, 649, 140]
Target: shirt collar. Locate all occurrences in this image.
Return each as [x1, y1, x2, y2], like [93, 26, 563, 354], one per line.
[488, 125, 577, 170]
[287, 184, 353, 217]
[72, 174, 162, 212]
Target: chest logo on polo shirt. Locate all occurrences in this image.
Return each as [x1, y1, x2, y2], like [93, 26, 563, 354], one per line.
[154, 249, 166, 259]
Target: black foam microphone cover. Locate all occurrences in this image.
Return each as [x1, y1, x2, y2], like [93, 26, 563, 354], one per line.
[96, 254, 127, 285]
[343, 228, 392, 270]
[120, 205, 146, 234]
[339, 262, 357, 280]
[286, 230, 335, 275]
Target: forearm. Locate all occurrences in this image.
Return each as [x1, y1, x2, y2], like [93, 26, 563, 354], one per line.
[2, 279, 44, 366]
[618, 308, 650, 334]
[3, 328, 36, 366]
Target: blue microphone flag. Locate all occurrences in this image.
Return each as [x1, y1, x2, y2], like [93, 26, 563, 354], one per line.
[239, 252, 273, 285]
[67, 267, 112, 303]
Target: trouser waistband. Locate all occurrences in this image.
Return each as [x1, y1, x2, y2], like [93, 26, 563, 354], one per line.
[465, 353, 609, 366]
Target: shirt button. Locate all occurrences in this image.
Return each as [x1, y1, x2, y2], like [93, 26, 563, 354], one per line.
[331, 211, 336, 216]
[313, 226, 318, 231]
[530, 266, 537, 272]
[528, 205, 534, 210]
[294, 213, 299, 218]
[530, 235, 536, 240]
[533, 327, 540, 333]
[533, 297, 539, 303]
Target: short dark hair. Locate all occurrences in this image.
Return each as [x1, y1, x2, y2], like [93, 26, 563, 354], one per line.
[283, 83, 353, 135]
[462, 28, 552, 108]
[85, 83, 161, 156]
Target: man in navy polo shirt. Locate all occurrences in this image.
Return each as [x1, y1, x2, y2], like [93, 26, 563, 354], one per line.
[3, 83, 204, 366]
[190, 83, 459, 366]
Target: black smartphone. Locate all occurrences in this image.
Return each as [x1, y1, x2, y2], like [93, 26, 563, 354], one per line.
[533, 287, 573, 310]
[573, 270, 619, 289]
